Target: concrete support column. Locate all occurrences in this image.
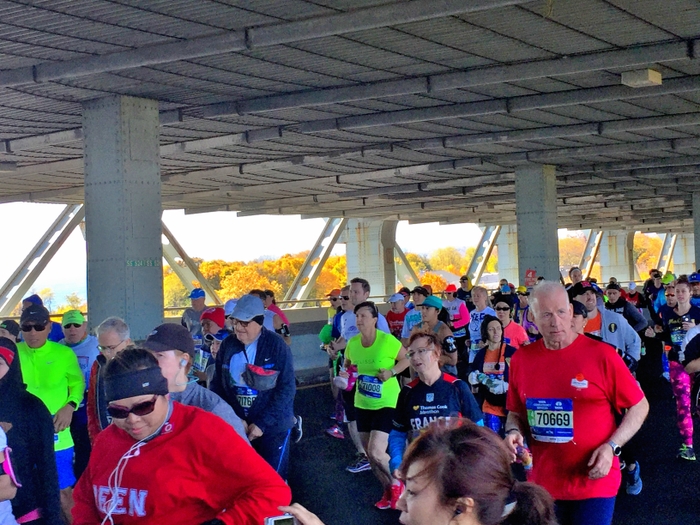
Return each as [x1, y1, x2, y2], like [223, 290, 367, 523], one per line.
[694, 192, 700, 271]
[673, 233, 696, 275]
[515, 164, 559, 284]
[345, 219, 397, 297]
[496, 224, 519, 284]
[83, 96, 163, 339]
[599, 230, 636, 283]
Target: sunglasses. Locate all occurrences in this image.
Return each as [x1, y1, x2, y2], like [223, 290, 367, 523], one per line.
[21, 323, 47, 332]
[341, 296, 350, 300]
[517, 292, 530, 296]
[666, 293, 676, 297]
[233, 319, 251, 328]
[63, 323, 82, 329]
[330, 297, 340, 301]
[495, 306, 511, 311]
[107, 396, 158, 419]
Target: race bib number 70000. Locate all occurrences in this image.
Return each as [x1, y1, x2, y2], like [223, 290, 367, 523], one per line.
[526, 398, 574, 443]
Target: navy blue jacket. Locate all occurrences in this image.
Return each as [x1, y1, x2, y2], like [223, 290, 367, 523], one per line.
[211, 327, 296, 435]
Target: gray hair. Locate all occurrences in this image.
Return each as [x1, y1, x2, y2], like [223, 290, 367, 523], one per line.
[95, 316, 130, 341]
[530, 281, 568, 317]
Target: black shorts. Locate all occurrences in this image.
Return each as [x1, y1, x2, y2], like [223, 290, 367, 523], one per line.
[356, 406, 395, 434]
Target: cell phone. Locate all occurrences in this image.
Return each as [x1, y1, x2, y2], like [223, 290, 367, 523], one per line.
[264, 515, 298, 525]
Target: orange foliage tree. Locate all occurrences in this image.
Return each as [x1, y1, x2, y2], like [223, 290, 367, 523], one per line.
[420, 272, 448, 293]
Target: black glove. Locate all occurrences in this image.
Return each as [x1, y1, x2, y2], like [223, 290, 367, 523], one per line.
[200, 520, 225, 525]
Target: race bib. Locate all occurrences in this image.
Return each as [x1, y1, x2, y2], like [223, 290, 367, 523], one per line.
[670, 328, 685, 345]
[357, 375, 383, 398]
[526, 398, 574, 443]
[235, 386, 258, 414]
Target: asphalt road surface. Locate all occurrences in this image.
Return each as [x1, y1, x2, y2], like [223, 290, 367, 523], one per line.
[288, 344, 699, 525]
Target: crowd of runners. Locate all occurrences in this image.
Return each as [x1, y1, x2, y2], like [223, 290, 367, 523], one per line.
[1, 267, 699, 525]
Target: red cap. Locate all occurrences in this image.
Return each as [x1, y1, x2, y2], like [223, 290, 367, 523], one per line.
[326, 289, 341, 297]
[0, 346, 14, 366]
[444, 284, 457, 293]
[200, 307, 226, 329]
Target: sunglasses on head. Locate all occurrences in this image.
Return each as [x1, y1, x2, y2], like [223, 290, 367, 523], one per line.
[63, 323, 82, 329]
[21, 323, 47, 332]
[107, 396, 158, 419]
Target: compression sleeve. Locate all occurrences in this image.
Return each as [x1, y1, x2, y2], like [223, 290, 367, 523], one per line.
[388, 430, 408, 474]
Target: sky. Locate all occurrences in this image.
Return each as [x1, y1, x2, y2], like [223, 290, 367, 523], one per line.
[0, 202, 483, 305]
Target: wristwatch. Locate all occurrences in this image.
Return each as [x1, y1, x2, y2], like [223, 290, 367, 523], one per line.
[608, 440, 622, 456]
[67, 401, 78, 410]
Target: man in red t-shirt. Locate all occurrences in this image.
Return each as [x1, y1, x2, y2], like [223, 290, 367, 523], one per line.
[504, 282, 648, 525]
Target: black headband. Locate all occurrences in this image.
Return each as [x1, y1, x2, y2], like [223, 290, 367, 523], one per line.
[104, 367, 169, 403]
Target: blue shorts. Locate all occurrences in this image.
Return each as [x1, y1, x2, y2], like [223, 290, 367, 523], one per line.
[555, 497, 616, 525]
[55, 448, 76, 489]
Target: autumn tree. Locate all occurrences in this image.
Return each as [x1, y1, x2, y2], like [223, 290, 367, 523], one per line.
[163, 267, 189, 307]
[429, 247, 463, 274]
[219, 265, 283, 300]
[420, 272, 448, 293]
[405, 253, 430, 273]
[559, 235, 586, 267]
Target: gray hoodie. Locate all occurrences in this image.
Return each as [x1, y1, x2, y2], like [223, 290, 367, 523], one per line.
[170, 382, 250, 444]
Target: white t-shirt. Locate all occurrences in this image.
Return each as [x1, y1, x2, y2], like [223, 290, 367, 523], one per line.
[341, 311, 390, 340]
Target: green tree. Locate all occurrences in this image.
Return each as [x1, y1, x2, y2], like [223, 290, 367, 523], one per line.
[163, 267, 188, 307]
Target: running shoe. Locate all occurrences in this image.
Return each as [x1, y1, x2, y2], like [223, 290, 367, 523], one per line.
[291, 415, 303, 443]
[374, 489, 392, 510]
[325, 424, 345, 439]
[624, 462, 642, 496]
[346, 453, 371, 473]
[389, 480, 405, 509]
[677, 445, 696, 461]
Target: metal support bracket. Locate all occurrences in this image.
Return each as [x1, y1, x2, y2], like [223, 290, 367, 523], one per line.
[394, 243, 420, 288]
[579, 229, 603, 280]
[465, 225, 501, 285]
[162, 222, 221, 305]
[284, 217, 348, 307]
[657, 233, 677, 275]
[0, 204, 84, 317]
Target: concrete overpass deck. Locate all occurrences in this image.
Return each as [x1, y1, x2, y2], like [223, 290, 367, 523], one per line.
[0, 1, 698, 232]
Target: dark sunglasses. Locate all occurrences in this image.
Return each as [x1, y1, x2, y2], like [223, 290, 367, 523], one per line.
[517, 292, 530, 296]
[653, 275, 661, 279]
[233, 319, 251, 328]
[495, 306, 511, 311]
[666, 293, 676, 297]
[341, 296, 350, 300]
[63, 323, 82, 329]
[21, 323, 47, 332]
[330, 297, 340, 301]
[107, 396, 158, 419]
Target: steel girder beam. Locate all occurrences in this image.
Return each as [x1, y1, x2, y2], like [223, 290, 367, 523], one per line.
[161, 222, 221, 305]
[0, 205, 84, 317]
[394, 244, 421, 289]
[284, 218, 349, 306]
[465, 226, 502, 285]
[0, 0, 522, 88]
[578, 230, 604, 281]
[657, 234, 678, 275]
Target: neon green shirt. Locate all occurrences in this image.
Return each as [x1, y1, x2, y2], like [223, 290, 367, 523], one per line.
[346, 330, 402, 410]
[17, 340, 85, 451]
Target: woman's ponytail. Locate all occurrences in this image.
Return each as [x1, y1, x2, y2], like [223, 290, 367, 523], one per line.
[503, 480, 557, 525]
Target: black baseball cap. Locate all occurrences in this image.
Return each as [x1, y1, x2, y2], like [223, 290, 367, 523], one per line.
[0, 320, 19, 338]
[571, 300, 588, 318]
[143, 323, 195, 357]
[605, 282, 621, 291]
[410, 286, 430, 296]
[19, 304, 50, 325]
